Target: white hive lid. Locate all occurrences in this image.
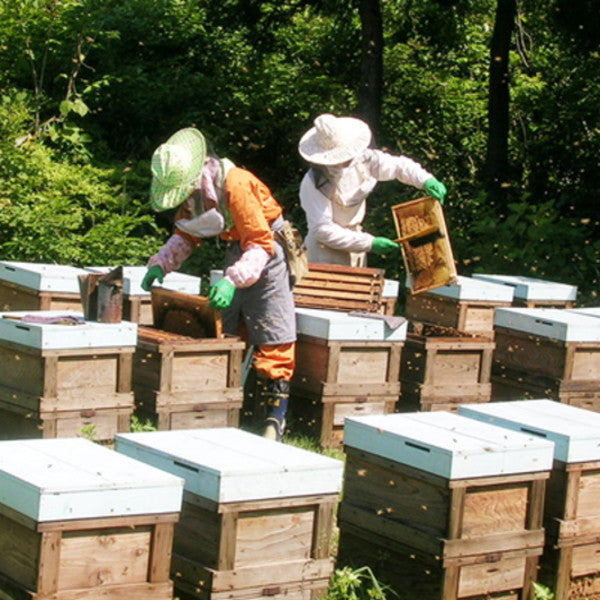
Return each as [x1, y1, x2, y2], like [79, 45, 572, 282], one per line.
[115, 428, 344, 504]
[0, 261, 88, 293]
[0, 438, 183, 522]
[85, 266, 200, 296]
[423, 275, 514, 302]
[472, 274, 577, 302]
[344, 411, 554, 480]
[295, 307, 407, 342]
[459, 400, 600, 464]
[494, 307, 600, 342]
[0, 310, 137, 349]
[569, 307, 600, 319]
[383, 279, 400, 298]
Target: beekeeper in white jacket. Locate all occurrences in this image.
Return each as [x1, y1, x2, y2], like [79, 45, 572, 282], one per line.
[298, 113, 447, 267]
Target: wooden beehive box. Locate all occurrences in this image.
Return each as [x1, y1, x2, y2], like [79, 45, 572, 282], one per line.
[293, 263, 386, 312]
[0, 310, 137, 441]
[0, 261, 87, 312]
[291, 307, 406, 447]
[459, 400, 600, 599]
[399, 323, 495, 412]
[391, 196, 458, 295]
[133, 326, 245, 430]
[492, 308, 600, 409]
[473, 274, 577, 309]
[85, 266, 201, 325]
[0, 437, 183, 600]
[338, 412, 554, 600]
[405, 275, 514, 338]
[115, 428, 344, 600]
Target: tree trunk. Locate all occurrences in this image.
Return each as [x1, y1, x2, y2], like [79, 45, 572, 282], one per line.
[357, 0, 383, 139]
[484, 0, 516, 201]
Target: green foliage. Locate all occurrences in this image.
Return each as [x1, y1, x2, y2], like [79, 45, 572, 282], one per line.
[0, 90, 164, 266]
[453, 192, 600, 303]
[78, 424, 97, 441]
[130, 415, 157, 433]
[532, 582, 554, 600]
[325, 565, 396, 600]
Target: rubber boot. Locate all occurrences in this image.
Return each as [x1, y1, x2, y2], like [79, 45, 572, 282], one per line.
[259, 378, 290, 442]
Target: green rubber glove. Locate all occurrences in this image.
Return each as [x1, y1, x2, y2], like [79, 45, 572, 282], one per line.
[371, 237, 400, 255]
[141, 265, 164, 292]
[209, 278, 236, 310]
[423, 177, 447, 205]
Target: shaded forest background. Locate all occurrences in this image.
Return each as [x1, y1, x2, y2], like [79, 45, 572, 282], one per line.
[0, 0, 598, 303]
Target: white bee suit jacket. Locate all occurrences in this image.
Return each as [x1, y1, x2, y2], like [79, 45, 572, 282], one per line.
[300, 149, 432, 266]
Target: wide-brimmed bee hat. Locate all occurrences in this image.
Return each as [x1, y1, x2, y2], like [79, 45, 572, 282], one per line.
[150, 127, 207, 211]
[298, 113, 372, 166]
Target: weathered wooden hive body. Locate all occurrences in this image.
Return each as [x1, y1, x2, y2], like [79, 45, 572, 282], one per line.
[460, 399, 600, 599]
[405, 274, 514, 338]
[0, 310, 137, 440]
[291, 307, 407, 446]
[115, 428, 344, 600]
[0, 437, 183, 600]
[338, 411, 554, 600]
[492, 307, 600, 409]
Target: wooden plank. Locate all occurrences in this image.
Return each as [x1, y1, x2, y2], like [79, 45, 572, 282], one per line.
[311, 501, 336, 559]
[149, 522, 175, 583]
[151, 287, 222, 339]
[47, 582, 174, 600]
[57, 527, 152, 589]
[217, 511, 237, 571]
[36, 531, 61, 595]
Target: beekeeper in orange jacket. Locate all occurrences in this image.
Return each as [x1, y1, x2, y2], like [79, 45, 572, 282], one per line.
[298, 113, 447, 266]
[141, 128, 295, 441]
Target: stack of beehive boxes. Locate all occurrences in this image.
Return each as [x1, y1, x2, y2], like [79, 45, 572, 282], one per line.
[0, 307, 137, 440]
[115, 428, 344, 600]
[291, 307, 406, 447]
[492, 307, 600, 409]
[132, 286, 246, 431]
[400, 275, 512, 412]
[0, 437, 183, 600]
[0, 261, 141, 440]
[460, 400, 600, 599]
[337, 411, 554, 600]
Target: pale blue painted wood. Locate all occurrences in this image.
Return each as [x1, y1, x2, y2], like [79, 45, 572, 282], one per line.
[0, 438, 183, 522]
[295, 307, 407, 341]
[115, 428, 344, 504]
[459, 400, 600, 463]
[0, 261, 88, 293]
[570, 307, 600, 319]
[0, 310, 138, 349]
[494, 307, 600, 341]
[472, 274, 577, 302]
[344, 412, 554, 480]
[85, 266, 201, 296]
[424, 275, 514, 302]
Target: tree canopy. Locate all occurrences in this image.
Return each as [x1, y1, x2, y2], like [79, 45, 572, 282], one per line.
[0, 0, 597, 301]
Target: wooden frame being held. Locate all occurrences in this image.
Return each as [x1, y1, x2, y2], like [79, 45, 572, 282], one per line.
[391, 196, 458, 295]
[151, 287, 222, 339]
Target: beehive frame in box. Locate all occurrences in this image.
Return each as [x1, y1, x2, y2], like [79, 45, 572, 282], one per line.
[391, 196, 458, 295]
